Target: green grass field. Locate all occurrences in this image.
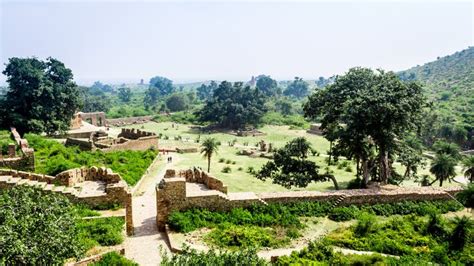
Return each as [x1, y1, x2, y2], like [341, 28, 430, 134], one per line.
[114, 122, 461, 192]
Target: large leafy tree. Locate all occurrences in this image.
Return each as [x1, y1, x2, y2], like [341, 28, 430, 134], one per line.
[284, 77, 309, 98]
[166, 93, 189, 112]
[144, 76, 174, 109]
[79, 86, 111, 113]
[256, 137, 339, 189]
[197, 81, 267, 129]
[1, 57, 81, 134]
[0, 186, 83, 264]
[256, 75, 277, 97]
[118, 87, 132, 102]
[196, 81, 218, 101]
[304, 68, 426, 185]
[200, 137, 219, 173]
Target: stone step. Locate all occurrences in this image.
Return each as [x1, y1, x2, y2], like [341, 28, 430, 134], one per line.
[53, 186, 66, 192]
[0, 175, 12, 182]
[43, 184, 55, 191]
[17, 179, 29, 185]
[6, 177, 21, 184]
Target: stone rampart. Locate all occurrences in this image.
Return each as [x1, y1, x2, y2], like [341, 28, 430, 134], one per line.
[107, 115, 154, 127]
[156, 168, 464, 231]
[0, 128, 35, 171]
[118, 128, 156, 140]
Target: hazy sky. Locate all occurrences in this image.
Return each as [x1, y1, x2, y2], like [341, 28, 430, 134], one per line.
[1, 0, 473, 85]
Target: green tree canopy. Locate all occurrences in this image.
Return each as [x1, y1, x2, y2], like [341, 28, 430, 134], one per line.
[429, 153, 457, 187]
[197, 81, 267, 129]
[200, 137, 219, 173]
[196, 81, 217, 101]
[1, 57, 81, 134]
[284, 77, 309, 98]
[256, 137, 338, 189]
[0, 186, 83, 265]
[166, 93, 189, 112]
[118, 87, 132, 102]
[304, 67, 426, 185]
[256, 75, 278, 97]
[144, 76, 174, 109]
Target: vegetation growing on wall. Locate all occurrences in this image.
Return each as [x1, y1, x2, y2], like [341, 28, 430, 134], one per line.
[25, 134, 157, 185]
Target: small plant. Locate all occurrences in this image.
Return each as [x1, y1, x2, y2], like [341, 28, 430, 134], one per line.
[219, 158, 225, 163]
[225, 159, 232, 164]
[247, 166, 255, 174]
[232, 161, 237, 165]
[237, 167, 243, 171]
[345, 166, 353, 172]
[222, 166, 232, 173]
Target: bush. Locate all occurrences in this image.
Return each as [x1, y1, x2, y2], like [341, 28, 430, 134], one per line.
[205, 223, 290, 248]
[456, 184, 474, 208]
[346, 177, 363, 189]
[328, 206, 358, 221]
[221, 166, 232, 173]
[354, 212, 377, 237]
[218, 158, 225, 163]
[91, 252, 138, 266]
[160, 246, 267, 266]
[76, 217, 125, 248]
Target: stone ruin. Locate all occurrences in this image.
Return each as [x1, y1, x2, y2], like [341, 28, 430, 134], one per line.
[65, 128, 159, 152]
[156, 168, 463, 232]
[71, 111, 107, 129]
[0, 166, 134, 235]
[307, 123, 323, 135]
[0, 127, 35, 171]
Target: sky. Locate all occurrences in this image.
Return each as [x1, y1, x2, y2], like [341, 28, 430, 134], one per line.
[0, 0, 473, 85]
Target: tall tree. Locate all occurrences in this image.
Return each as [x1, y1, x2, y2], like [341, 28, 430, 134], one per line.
[1, 57, 81, 134]
[256, 75, 277, 97]
[196, 81, 217, 101]
[304, 68, 426, 184]
[118, 87, 132, 102]
[284, 77, 309, 98]
[197, 81, 267, 129]
[200, 137, 219, 173]
[256, 137, 339, 189]
[429, 153, 457, 187]
[166, 93, 189, 112]
[149, 76, 174, 96]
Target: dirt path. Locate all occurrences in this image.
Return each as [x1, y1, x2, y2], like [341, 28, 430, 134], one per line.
[124, 154, 180, 265]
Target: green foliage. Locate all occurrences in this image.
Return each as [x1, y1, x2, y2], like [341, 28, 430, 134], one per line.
[284, 77, 309, 98]
[328, 206, 359, 221]
[25, 134, 157, 185]
[118, 87, 132, 103]
[399, 47, 474, 150]
[76, 217, 125, 249]
[166, 93, 189, 112]
[326, 214, 473, 264]
[160, 246, 267, 266]
[205, 223, 291, 248]
[145, 76, 174, 109]
[0, 186, 83, 265]
[256, 75, 278, 97]
[0, 130, 14, 155]
[256, 137, 338, 189]
[260, 112, 309, 129]
[197, 81, 267, 129]
[73, 204, 101, 218]
[462, 156, 474, 183]
[430, 153, 457, 187]
[274, 241, 389, 265]
[153, 111, 198, 124]
[79, 86, 111, 113]
[1, 57, 81, 134]
[91, 252, 138, 266]
[457, 184, 474, 208]
[221, 166, 232, 173]
[201, 137, 220, 173]
[196, 81, 218, 101]
[304, 67, 426, 184]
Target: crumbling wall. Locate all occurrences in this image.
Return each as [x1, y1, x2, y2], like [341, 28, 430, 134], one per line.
[118, 128, 156, 140]
[0, 128, 35, 171]
[156, 168, 464, 232]
[107, 116, 154, 127]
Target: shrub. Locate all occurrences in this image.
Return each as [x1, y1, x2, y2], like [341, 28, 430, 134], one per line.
[91, 252, 138, 266]
[344, 166, 353, 172]
[456, 184, 474, 208]
[160, 246, 267, 266]
[237, 167, 243, 171]
[218, 158, 225, 163]
[222, 166, 232, 173]
[247, 166, 255, 174]
[205, 223, 289, 248]
[76, 217, 125, 248]
[328, 206, 358, 221]
[354, 212, 377, 237]
[225, 159, 232, 164]
[346, 177, 363, 189]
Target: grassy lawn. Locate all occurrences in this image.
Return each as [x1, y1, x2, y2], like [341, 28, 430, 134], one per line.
[115, 122, 462, 192]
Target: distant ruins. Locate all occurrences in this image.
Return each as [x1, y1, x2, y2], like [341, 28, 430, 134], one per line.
[307, 123, 323, 135]
[65, 128, 159, 152]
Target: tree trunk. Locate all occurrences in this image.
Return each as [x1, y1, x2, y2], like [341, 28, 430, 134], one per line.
[328, 141, 333, 166]
[362, 159, 369, 186]
[321, 174, 339, 190]
[356, 157, 360, 179]
[403, 165, 411, 179]
[439, 178, 444, 187]
[379, 150, 390, 184]
[207, 155, 211, 173]
[429, 177, 439, 186]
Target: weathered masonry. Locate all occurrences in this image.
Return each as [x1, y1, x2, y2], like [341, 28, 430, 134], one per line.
[0, 127, 35, 171]
[0, 166, 134, 235]
[156, 168, 462, 231]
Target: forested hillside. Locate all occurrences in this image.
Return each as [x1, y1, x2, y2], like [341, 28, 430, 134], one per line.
[399, 47, 474, 150]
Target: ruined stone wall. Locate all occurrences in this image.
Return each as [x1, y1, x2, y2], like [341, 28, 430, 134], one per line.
[100, 136, 158, 152]
[77, 112, 107, 127]
[171, 168, 228, 193]
[118, 128, 156, 140]
[107, 116, 154, 127]
[0, 128, 35, 171]
[65, 138, 95, 151]
[307, 123, 323, 135]
[156, 168, 464, 231]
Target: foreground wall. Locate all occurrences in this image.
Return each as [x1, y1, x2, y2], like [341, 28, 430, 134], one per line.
[0, 128, 35, 171]
[156, 168, 463, 231]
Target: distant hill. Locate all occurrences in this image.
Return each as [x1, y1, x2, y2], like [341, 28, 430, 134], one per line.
[399, 47, 474, 124]
[398, 47, 473, 149]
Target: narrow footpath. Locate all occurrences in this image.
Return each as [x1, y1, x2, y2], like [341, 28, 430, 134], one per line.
[124, 154, 180, 265]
